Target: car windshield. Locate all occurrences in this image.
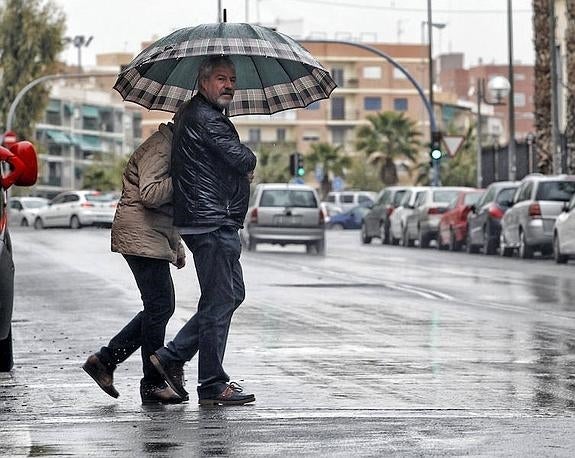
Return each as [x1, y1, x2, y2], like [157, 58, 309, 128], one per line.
[260, 190, 317, 208]
[393, 190, 407, 206]
[496, 187, 516, 204]
[433, 190, 460, 203]
[464, 192, 483, 206]
[535, 181, 575, 201]
[23, 200, 47, 209]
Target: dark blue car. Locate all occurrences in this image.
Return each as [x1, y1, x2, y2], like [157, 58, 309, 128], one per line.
[327, 206, 370, 230]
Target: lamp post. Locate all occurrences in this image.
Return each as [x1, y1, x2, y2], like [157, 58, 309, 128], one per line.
[476, 76, 511, 188]
[63, 35, 93, 71]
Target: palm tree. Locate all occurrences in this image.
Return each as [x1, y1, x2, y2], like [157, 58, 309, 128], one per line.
[565, 0, 575, 174]
[306, 142, 351, 199]
[355, 111, 421, 186]
[532, 0, 553, 174]
[253, 146, 291, 184]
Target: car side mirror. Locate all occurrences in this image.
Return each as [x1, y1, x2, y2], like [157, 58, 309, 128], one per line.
[562, 201, 570, 212]
[0, 141, 38, 189]
[469, 204, 476, 213]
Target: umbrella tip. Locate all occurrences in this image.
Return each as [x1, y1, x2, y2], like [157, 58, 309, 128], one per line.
[223, 8, 227, 22]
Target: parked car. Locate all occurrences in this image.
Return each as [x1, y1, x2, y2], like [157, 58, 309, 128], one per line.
[553, 193, 575, 264]
[466, 181, 519, 255]
[8, 196, 48, 227]
[404, 186, 471, 248]
[1, 140, 38, 371]
[327, 206, 370, 230]
[388, 186, 430, 246]
[240, 183, 326, 254]
[324, 190, 376, 212]
[500, 174, 575, 258]
[33, 190, 117, 229]
[361, 185, 409, 244]
[437, 189, 484, 251]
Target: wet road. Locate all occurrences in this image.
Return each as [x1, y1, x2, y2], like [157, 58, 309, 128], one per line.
[2, 227, 575, 456]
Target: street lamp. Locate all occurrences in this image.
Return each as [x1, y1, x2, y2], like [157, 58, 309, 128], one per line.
[476, 76, 511, 188]
[63, 35, 93, 71]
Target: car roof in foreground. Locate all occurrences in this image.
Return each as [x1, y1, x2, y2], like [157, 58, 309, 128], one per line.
[257, 183, 316, 190]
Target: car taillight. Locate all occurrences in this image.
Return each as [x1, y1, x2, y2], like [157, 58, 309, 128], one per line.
[528, 202, 542, 219]
[81, 202, 94, 208]
[250, 208, 258, 224]
[319, 208, 325, 225]
[427, 207, 441, 215]
[488, 204, 504, 220]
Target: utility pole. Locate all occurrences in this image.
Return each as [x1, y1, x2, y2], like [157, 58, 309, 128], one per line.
[427, 0, 440, 186]
[549, 0, 562, 174]
[507, 0, 516, 180]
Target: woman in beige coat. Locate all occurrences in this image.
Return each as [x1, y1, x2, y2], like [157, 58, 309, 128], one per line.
[83, 122, 185, 404]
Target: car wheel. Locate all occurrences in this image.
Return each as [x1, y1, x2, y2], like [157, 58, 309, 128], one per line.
[449, 228, 459, 252]
[0, 328, 14, 372]
[482, 227, 496, 255]
[247, 236, 257, 252]
[418, 227, 430, 248]
[315, 238, 326, 256]
[70, 215, 81, 230]
[21, 218, 29, 227]
[381, 222, 390, 245]
[518, 229, 533, 259]
[554, 234, 568, 264]
[360, 223, 372, 244]
[34, 217, 44, 230]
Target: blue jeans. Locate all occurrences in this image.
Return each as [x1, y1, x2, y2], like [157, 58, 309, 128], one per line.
[157, 226, 245, 397]
[99, 255, 175, 385]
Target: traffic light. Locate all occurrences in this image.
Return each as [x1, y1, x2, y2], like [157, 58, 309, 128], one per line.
[289, 152, 305, 177]
[430, 131, 443, 162]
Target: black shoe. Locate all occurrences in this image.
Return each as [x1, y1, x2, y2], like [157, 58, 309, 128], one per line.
[82, 354, 119, 398]
[150, 352, 188, 399]
[140, 383, 186, 405]
[198, 382, 255, 406]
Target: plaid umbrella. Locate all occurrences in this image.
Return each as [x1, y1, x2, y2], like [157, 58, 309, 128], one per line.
[114, 23, 337, 116]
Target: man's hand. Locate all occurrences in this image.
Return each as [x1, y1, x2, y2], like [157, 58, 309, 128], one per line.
[247, 170, 255, 183]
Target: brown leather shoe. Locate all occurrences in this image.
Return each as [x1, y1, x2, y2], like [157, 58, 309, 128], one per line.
[82, 354, 119, 398]
[198, 382, 255, 406]
[150, 353, 188, 398]
[141, 383, 186, 405]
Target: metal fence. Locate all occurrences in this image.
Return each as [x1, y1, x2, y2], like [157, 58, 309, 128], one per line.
[481, 140, 536, 186]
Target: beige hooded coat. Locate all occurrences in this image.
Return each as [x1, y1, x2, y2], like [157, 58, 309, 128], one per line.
[111, 123, 183, 264]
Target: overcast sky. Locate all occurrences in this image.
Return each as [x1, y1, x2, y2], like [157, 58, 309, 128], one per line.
[55, 0, 535, 69]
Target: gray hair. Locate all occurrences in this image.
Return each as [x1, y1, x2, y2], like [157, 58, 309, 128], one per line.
[198, 55, 235, 83]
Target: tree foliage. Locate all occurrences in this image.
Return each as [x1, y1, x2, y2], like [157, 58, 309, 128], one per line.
[355, 111, 421, 186]
[305, 142, 351, 199]
[252, 146, 291, 184]
[0, 0, 65, 140]
[82, 157, 127, 192]
[565, 0, 575, 173]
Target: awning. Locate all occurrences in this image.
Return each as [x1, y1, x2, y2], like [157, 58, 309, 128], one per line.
[76, 135, 102, 151]
[81, 105, 100, 118]
[45, 130, 72, 145]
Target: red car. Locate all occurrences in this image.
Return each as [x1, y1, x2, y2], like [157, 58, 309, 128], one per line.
[438, 189, 484, 251]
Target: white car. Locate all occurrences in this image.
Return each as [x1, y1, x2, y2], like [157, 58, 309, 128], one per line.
[553, 193, 575, 263]
[34, 190, 117, 229]
[8, 196, 49, 227]
[388, 186, 430, 246]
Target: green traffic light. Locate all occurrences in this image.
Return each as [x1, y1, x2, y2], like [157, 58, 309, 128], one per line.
[430, 149, 442, 161]
[297, 167, 305, 177]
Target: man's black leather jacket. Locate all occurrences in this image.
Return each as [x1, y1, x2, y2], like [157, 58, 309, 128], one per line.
[171, 93, 257, 229]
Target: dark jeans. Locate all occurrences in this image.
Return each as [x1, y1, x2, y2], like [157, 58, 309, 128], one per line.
[157, 226, 245, 397]
[99, 255, 175, 385]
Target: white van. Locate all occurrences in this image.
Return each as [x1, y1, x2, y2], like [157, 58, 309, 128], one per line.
[324, 191, 376, 211]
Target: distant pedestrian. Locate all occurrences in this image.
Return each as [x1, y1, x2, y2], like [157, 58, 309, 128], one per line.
[150, 55, 257, 406]
[83, 122, 186, 404]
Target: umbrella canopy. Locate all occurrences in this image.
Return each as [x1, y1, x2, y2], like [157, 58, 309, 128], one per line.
[114, 23, 337, 116]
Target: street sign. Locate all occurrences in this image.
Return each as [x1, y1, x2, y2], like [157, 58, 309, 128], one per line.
[2, 130, 17, 149]
[442, 135, 466, 158]
[332, 176, 344, 191]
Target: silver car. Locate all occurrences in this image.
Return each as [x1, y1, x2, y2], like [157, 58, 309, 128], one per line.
[8, 196, 48, 227]
[34, 190, 118, 229]
[553, 193, 575, 264]
[500, 174, 575, 258]
[240, 183, 326, 254]
[404, 186, 472, 248]
[388, 186, 430, 246]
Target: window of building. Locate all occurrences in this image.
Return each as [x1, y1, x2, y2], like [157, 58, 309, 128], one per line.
[331, 97, 345, 120]
[276, 128, 286, 142]
[393, 68, 407, 80]
[514, 93, 526, 107]
[331, 127, 346, 146]
[331, 68, 345, 86]
[248, 128, 261, 143]
[364, 97, 382, 111]
[514, 73, 526, 81]
[302, 130, 320, 141]
[363, 66, 381, 79]
[394, 98, 408, 111]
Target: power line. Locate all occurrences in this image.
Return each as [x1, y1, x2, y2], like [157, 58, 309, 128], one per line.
[271, 0, 531, 14]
